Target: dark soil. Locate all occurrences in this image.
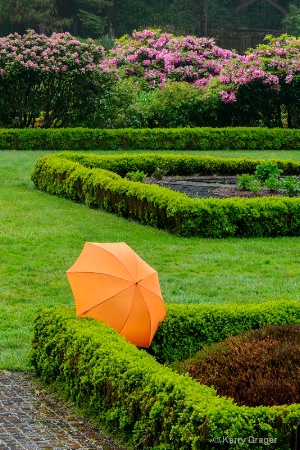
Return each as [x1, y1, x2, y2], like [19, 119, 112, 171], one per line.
[144, 175, 300, 199]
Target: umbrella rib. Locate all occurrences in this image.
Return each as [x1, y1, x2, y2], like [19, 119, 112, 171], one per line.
[119, 286, 151, 336]
[138, 284, 161, 297]
[70, 272, 132, 282]
[79, 285, 134, 316]
[118, 286, 136, 333]
[92, 245, 136, 281]
[139, 288, 152, 326]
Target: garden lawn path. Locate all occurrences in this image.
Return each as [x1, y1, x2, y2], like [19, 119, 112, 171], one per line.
[1, 150, 300, 372]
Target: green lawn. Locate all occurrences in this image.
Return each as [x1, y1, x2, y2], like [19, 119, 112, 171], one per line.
[1, 150, 300, 371]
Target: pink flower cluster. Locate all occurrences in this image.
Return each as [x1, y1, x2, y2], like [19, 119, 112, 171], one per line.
[101, 29, 237, 88]
[219, 90, 237, 103]
[216, 35, 300, 103]
[0, 30, 105, 76]
[101, 30, 300, 105]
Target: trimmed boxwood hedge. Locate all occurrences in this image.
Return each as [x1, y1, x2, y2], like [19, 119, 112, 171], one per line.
[42, 151, 300, 176]
[31, 152, 300, 238]
[31, 306, 300, 450]
[3, 127, 300, 150]
[150, 300, 300, 363]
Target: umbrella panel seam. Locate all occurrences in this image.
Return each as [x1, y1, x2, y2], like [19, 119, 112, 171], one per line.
[78, 285, 135, 316]
[68, 272, 134, 282]
[87, 243, 137, 282]
[119, 285, 152, 342]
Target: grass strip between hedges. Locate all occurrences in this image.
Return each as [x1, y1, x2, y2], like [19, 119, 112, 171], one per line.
[31, 152, 300, 238]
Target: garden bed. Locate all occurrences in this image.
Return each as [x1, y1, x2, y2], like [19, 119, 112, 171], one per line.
[145, 175, 300, 199]
[32, 305, 300, 450]
[31, 152, 300, 238]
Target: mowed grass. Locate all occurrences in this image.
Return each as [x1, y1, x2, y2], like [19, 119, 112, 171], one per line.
[1, 150, 300, 371]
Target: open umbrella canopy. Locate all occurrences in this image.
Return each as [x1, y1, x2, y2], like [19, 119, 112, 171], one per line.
[66, 242, 166, 347]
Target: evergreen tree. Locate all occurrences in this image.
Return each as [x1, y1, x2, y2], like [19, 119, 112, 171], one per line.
[0, 0, 71, 34]
[283, 2, 300, 36]
[73, 0, 112, 37]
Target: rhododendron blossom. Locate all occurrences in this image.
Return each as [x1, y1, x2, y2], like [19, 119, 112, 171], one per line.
[216, 35, 300, 106]
[0, 30, 104, 76]
[101, 29, 237, 88]
[0, 30, 111, 128]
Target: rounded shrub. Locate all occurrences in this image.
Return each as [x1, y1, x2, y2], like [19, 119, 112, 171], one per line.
[0, 30, 112, 128]
[180, 324, 300, 407]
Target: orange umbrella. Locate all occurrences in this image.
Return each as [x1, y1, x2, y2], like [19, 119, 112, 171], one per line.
[66, 242, 166, 347]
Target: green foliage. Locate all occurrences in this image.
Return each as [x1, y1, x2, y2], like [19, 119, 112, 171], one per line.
[31, 152, 300, 238]
[282, 176, 300, 197]
[180, 324, 300, 407]
[113, 0, 200, 38]
[236, 161, 300, 196]
[283, 3, 300, 36]
[128, 81, 220, 128]
[249, 179, 261, 194]
[239, 0, 282, 30]
[152, 300, 300, 363]
[92, 78, 147, 128]
[31, 305, 300, 449]
[151, 167, 167, 180]
[5, 127, 300, 150]
[0, 0, 72, 34]
[125, 170, 147, 182]
[254, 161, 283, 183]
[236, 174, 261, 194]
[236, 174, 258, 191]
[74, 0, 112, 38]
[237, 161, 285, 193]
[264, 176, 283, 191]
[99, 33, 115, 51]
[0, 31, 112, 128]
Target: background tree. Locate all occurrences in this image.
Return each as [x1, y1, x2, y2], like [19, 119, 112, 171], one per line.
[73, 0, 112, 37]
[0, 0, 72, 34]
[283, 2, 300, 36]
[238, 0, 283, 30]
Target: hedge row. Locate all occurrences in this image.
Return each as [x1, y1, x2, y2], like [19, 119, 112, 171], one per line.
[57, 151, 300, 176]
[31, 153, 300, 238]
[150, 300, 300, 363]
[31, 306, 300, 450]
[3, 127, 300, 150]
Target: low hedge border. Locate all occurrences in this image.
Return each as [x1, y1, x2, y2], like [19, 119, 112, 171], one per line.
[31, 306, 300, 450]
[3, 127, 300, 150]
[31, 153, 300, 238]
[150, 300, 300, 363]
[48, 151, 300, 176]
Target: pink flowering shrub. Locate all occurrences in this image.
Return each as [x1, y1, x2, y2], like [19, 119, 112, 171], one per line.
[0, 30, 111, 127]
[215, 34, 300, 127]
[99, 30, 300, 128]
[100, 30, 300, 128]
[6, 29, 299, 129]
[101, 29, 237, 89]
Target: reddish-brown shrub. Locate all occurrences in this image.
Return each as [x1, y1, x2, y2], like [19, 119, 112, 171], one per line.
[184, 324, 300, 407]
